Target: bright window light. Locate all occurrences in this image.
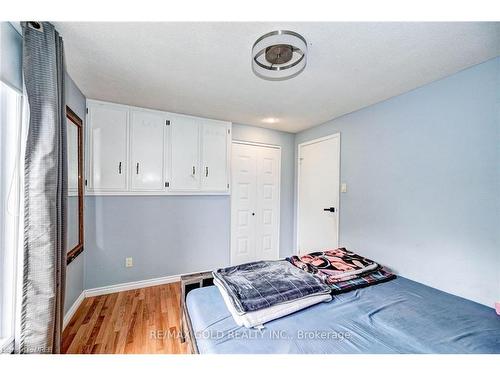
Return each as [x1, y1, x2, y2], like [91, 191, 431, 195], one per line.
[0, 81, 22, 350]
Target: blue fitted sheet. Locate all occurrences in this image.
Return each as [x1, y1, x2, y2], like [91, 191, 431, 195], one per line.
[186, 277, 500, 354]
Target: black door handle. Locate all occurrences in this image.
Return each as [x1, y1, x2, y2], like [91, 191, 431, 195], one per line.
[323, 207, 335, 212]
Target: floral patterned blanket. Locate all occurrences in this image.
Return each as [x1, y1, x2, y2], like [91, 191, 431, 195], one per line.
[287, 248, 396, 292]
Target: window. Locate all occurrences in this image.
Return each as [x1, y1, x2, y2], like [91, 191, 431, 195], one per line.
[0, 81, 22, 351]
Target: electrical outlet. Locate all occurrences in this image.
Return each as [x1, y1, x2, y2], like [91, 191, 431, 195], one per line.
[125, 257, 133, 268]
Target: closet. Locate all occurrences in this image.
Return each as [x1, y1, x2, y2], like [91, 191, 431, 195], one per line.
[85, 99, 231, 195]
[230, 141, 281, 265]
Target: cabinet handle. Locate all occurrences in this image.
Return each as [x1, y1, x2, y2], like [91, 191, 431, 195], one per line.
[205, 166, 209, 177]
[136, 162, 139, 175]
[192, 166, 196, 175]
[118, 162, 122, 174]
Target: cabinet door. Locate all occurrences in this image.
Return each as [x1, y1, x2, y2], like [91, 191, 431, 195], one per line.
[169, 116, 200, 191]
[130, 110, 166, 191]
[201, 121, 229, 191]
[89, 104, 128, 191]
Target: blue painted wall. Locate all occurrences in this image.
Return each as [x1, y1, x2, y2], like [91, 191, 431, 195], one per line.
[295, 57, 500, 306]
[64, 73, 87, 313]
[84, 124, 295, 289]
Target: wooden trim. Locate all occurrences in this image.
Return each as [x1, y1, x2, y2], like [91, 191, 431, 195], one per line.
[66, 244, 83, 264]
[66, 106, 84, 265]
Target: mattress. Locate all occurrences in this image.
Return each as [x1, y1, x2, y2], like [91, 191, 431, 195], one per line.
[186, 277, 500, 354]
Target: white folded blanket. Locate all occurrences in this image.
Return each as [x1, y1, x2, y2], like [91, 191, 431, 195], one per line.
[214, 278, 332, 328]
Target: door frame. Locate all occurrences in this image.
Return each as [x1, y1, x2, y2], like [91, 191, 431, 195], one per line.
[230, 140, 281, 266]
[296, 133, 341, 255]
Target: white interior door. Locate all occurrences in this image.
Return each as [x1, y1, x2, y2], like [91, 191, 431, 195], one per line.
[169, 116, 200, 191]
[298, 134, 340, 255]
[231, 142, 280, 265]
[130, 110, 165, 191]
[89, 104, 128, 190]
[256, 146, 281, 261]
[201, 121, 229, 191]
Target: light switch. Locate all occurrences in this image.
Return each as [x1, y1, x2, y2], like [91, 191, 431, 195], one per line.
[341, 183, 347, 193]
[125, 257, 133, 268]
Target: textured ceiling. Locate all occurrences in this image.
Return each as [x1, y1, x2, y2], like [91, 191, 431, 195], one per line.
[55, 22, 500, 133]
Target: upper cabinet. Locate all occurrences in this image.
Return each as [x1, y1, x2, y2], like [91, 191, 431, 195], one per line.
[169, 116, 201, 192]
[85, 99, 231, 195]
[201, 121, 230, 192]
[87, 102, 129, 191]
[169, 118, 230, 192]
[130, 110, 166, 192]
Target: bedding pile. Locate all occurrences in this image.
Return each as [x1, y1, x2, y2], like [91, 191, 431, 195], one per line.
[212, 249, 395, 328]
[287, 248, 396, 294]
[213, 260, 332, 328]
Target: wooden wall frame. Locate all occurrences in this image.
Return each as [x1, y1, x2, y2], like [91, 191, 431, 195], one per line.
[66, 106, 84, 265]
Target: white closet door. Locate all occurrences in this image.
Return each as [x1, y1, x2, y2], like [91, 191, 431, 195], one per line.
[89, 104, 128, 190]
[170, 116, 200, 191]
[231, 142, 281, 265]
[201, 121, 229, 191]
[255, 146, 281, 261]
[231, 143, 258, 265]
[130, 110, 166, 191]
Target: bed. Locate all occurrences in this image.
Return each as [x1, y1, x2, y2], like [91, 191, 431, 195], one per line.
[183, 276, 500, 354]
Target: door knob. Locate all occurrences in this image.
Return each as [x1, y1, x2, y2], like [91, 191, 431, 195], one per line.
[323, 207, 335, 212]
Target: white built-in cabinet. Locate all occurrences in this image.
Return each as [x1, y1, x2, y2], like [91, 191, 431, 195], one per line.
[88, 103, 129, 191]
[130, 110, 166, 192]
[85, 100, 231, 195]
[201, 122, 231, 191]
[169, 116, 200, 191]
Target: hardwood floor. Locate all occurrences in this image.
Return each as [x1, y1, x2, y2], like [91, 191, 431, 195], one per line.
[62, 282, 188, 354]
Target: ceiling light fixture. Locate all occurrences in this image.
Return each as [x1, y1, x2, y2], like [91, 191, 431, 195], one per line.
[262, 117, 280, 124]
[252, 30, 307, 81]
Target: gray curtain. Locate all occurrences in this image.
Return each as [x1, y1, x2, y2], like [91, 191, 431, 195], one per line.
[20, 21, 67, 354]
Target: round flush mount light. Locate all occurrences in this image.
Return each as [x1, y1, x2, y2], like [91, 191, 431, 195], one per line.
[252, 30, 307, 81]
